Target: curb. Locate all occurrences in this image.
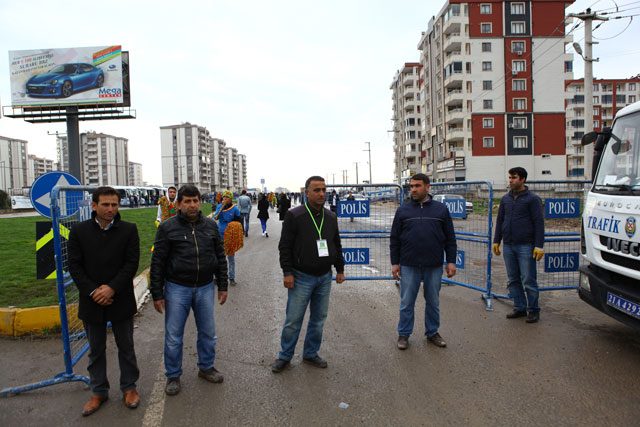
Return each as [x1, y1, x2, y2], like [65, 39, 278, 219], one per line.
[0, 269, 150, 337]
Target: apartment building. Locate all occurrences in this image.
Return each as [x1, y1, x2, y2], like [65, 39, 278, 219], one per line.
[57, 132, 129, 186]
[390, 63, 423, 182]
[129, 161, 144, 186]
[393, 0, 573, 188]
[0, 136, 28, 193]
[160, 124, 247, 193]
[27, 154, 55, 185]
[565, 77, 640, 178]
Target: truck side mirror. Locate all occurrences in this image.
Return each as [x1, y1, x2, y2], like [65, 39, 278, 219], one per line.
[581, 131, 598, 146]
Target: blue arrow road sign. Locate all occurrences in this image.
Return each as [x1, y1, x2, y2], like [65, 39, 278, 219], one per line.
[30, 171, 82, 219]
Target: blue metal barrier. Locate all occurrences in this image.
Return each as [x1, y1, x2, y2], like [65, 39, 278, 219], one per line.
[1, 185, 93, 397]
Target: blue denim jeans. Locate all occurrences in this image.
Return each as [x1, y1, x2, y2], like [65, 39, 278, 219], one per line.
[227, 255, 235, 280]
[397, 265, 443, 338]
[241, 212, 250, 234]
[503, 243, 539, 313]
[164, 281, 216, 379]
[259, 218, 267, 233]
[278, 270, 332, 361]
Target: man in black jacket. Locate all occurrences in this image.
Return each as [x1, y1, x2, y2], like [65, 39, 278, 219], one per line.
[390, 174, 457, 350]
[68, 186, 141, 416]
[492, 167, 545, 323]
[271, 176, 345, 373]
[150, 184, 228, 396]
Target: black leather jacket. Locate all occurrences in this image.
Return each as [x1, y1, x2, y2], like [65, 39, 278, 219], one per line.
[150, 211, 228, 300]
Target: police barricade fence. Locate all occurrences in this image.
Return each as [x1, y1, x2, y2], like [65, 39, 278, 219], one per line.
[1, 185, 94, 397]
[429, 181, 495, 309]
[489, 180, 590, 301]
[326, 184, 403, 281]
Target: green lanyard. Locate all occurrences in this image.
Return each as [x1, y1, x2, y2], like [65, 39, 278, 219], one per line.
[304, 203, 324, 239]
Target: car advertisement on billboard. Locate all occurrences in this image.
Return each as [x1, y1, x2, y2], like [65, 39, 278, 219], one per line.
[9, 45, 123, 107]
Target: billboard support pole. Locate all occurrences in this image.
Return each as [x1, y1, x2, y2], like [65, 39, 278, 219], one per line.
[65, 107, 81, 180]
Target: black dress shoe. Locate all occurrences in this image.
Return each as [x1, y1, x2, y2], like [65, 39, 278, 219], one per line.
[506, 310, 527, 319]
[303, 355, 328, 368]
[271, 359, 290, 373]
[526, 312, 540, 323]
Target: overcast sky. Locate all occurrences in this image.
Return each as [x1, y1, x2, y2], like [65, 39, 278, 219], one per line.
[0, 0, 638, 191]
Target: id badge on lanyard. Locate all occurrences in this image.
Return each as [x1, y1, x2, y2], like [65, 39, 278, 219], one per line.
[305, 203, 329, 257]
[316, 239, 329, 257]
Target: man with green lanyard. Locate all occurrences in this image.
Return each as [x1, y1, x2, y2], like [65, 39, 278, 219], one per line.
[271, 176, 345, 373]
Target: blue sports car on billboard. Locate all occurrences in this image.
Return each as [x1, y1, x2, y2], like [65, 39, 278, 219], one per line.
[26, 63, 104, 98]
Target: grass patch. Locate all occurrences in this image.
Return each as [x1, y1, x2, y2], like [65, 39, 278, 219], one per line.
[0, 206, 203, 308]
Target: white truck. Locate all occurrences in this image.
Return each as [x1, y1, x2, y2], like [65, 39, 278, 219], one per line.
[579, 101, 640, 330]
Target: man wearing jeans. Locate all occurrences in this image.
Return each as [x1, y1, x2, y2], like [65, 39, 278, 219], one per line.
[150, 184, 229, 395]
[237, 189, 252, 237]
[271, 176, 345, 373]
[390, 173, 457, 350]
[492, 167, 545, 323]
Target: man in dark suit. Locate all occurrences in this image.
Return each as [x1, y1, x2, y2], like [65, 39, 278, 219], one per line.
[68, 186, 141, 416]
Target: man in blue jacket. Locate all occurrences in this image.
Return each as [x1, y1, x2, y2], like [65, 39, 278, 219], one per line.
[492, 167, 545, 323]
[390, 173, 457, 350]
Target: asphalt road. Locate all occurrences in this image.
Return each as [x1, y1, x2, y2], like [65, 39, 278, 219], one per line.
[1, 207, 639, 426]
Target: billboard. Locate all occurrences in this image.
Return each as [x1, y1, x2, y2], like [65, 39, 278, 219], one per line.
[9, 45, 124, 107]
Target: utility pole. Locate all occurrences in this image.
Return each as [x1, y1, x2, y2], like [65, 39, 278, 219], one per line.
[354, 162, 359, 184]
[569, 8, 608, 181]
[364, 141, 372, 184]
[342, 169, 348, 184]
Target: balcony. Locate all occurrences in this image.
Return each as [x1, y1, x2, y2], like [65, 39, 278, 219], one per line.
[446, 127, 465, 142]
[404, 99, 419, 112]
[443, 13, 463, 35]
[445, 108, 465, 124]
[444, 89, 464, 107]
[443, 33, 462, 53]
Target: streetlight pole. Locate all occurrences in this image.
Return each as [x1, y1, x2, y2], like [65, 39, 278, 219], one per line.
[354, 162, 359, 184]
[569, 8, 607, 180]
[364, 141, 372, 184]
[0, 161, 6, 192]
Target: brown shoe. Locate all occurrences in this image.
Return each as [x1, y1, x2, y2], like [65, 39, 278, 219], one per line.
[82, 395, 108, 417]
[123, 388, 140, 409]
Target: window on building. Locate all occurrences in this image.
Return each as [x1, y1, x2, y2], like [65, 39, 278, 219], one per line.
[511, 2, 525, 14]
[480, 4, 492, 14]
[565, 61, 573, 72]
[616, 94, 626, 103]
[513, 117, 527, 129]
[513, 98, 527, 110]
[483, 80, 492, 90]
[630, 95, 637, 103]
[482, 42, 492, 52]
[602, 94, 613, 104]
[513, 136, 528, 148]
[593, 96, 599, 104]
[481, 23, 492, 33]
[630, 83, 636, 91]
[483, 118, 494, 128]
[593, 84, 599, 92]
[593, 107, 600, 115]
[483, 99, 493, 109]
[482, 61, 492, 71]
[617, 84, 624, 91]
[511, 22, 526, 34]
[513, 60, 526, 72]
[594, 120, 600, 128]
[483, 137, 495, 148]
[512, 79, 526, 91]
[512, 41, 525, 53]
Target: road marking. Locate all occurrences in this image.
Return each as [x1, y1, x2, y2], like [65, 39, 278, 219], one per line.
[142, 361, 166, 427]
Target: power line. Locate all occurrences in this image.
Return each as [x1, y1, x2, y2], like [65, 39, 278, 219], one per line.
[595, 0, 640, 11]
[593, 16, 634, 39]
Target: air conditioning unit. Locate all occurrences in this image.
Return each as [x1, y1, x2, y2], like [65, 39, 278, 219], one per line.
[512, 70, 518, 75]
[542, 153, 551, 158]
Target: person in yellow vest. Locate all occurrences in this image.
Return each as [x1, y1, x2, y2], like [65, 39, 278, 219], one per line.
[156, 186, 178, 227]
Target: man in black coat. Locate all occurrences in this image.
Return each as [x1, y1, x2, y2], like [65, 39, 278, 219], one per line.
[68, 186, 141, 416]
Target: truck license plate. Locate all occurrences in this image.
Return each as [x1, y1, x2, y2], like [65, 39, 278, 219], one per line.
[607, 292, 640, 320]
